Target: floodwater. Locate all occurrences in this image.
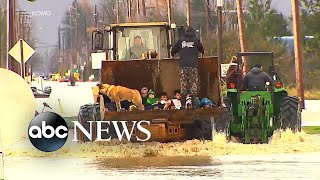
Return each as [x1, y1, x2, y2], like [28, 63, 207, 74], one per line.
[3, 82, 317, 179]
[4, 153, 320, 180]
[3, 123, 320, 179]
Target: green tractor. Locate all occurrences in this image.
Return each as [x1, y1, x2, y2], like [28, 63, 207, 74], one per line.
[225, 52, 302, 144]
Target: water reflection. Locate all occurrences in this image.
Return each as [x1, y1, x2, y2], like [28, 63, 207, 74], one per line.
[92, 154, 320, 179]
[4, 153, 320, 179]
[94, 156, 218, 169]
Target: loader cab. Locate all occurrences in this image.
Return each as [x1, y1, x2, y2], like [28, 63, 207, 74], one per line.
[92, 22, 178, 60]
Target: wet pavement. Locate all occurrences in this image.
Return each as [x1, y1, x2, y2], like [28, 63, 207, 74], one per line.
[4, 153, 320, 180]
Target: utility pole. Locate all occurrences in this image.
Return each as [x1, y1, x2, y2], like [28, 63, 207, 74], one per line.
[58, 26, 62, 74]
[18, 12, 30, 77]
[141, 0, 146, 16]
[0, 9, 4, 68]
[62, 29, 66, 75]
[167, 0, 172, 46]
[7, 0, 18, 73]
[17, 11, 27, 40]
[68, 4, 74, 80]
[21, 13, 26, 39]
[24, 15, 31, 42]
[117, 0, 120, 23]
[84, 9, 89, 81]
[137, 0, 140, 15]
[17, 11, 21, 39]
[186, 0, 191, 26]
[131, 0, 136, 17]
[205, 0, 210, 33]
[94, 5, 98, 28]
[167, 0, 172, 24]
[236, 0, 248, 73]
[127, 0, 131, 18]
[291, 0, 305, 109]
[69, 5, 73, 49]
[75, 0, 79, 67]
[217, 0, 224, 105]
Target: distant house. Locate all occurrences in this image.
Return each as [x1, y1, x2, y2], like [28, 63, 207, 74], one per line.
[274, 36, 314, 53]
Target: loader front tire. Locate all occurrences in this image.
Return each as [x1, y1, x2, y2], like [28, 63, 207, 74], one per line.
[191, 118, 214, 140]
[214, 98, 232, 139]
[78, 104, 93, 142]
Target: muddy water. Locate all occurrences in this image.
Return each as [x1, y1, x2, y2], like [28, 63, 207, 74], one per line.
[3, 113, 320, 179]
[4, 153, 320, 180]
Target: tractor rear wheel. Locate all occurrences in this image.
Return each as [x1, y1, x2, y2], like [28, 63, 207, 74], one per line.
[214, 98, 232, 139]
[280, 96, 301, 132]
[78, 104, 93, 142]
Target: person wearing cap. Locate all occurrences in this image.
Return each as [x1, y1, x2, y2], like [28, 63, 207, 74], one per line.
[243, 64, 274, 91]
[171, 26, 204, 106]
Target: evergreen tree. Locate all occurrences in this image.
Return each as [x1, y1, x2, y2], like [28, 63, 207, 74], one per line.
[244, 0, 294, 84]
[301, 0, 320, 88]
[246, 0, 290, 38]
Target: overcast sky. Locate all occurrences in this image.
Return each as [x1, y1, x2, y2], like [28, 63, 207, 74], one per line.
[18, 0, 292, 54]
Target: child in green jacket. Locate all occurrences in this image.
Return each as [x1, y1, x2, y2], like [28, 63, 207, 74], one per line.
[146, 89, 159, 105]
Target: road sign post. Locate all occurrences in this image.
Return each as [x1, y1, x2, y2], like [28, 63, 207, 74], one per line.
[19, 39, 25, 78]
[8, 39, 35, 78]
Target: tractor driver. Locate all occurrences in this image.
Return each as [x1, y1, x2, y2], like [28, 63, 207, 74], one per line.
[129, 36, 149, 59]
[242, 64, 274, 91]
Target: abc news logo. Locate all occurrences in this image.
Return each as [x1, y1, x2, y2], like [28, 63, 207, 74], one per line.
[28, 112, 151, 152]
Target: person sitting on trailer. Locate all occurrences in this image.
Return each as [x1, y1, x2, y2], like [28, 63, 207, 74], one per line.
[242, 64, 274, 91]
[158, 92, 169, 109]
[226, 56, 244, 89]
[140, 87, 149, 106]
[163, 90, 182, 110]
[145, 89, 159, 110]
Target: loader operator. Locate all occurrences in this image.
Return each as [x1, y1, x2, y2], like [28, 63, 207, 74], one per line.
[243, 64, 274, 91]
[171, 26, 204, 107]
[129, 36, 149, 59]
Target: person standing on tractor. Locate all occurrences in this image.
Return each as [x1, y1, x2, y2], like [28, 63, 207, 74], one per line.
[243, 64, 274, 91]
[171, 26, 204, 107]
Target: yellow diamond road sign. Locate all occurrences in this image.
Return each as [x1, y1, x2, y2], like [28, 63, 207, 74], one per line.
[8, 39, 35, 64]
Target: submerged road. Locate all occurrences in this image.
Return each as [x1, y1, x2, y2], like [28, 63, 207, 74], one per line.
[5, 153, 320, 179]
